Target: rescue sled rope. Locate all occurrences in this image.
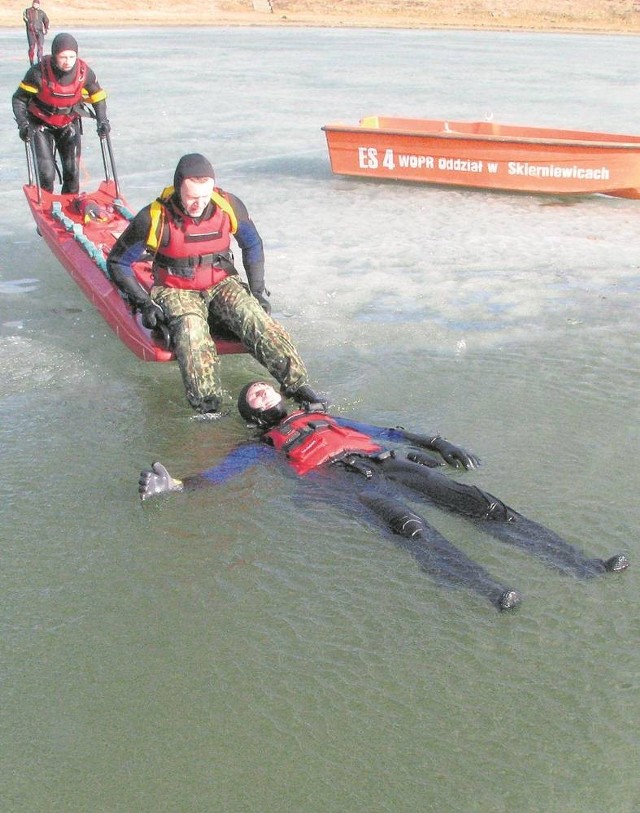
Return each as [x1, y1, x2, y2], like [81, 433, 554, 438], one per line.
[51, 201, 110, 276]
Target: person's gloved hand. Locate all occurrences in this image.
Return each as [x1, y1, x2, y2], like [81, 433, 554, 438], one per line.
[429, 436, 480, 470]
[96, 119, 111, 137]
[141, 299, 166, 330]
[254, 291, 271, 315]
[287, 383, 329, 410]
[139, 461, 183, 500]
[18, 124, 30, 142]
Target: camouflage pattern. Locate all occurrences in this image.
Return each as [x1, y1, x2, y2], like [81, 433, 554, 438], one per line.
[150, 276, 308, 412]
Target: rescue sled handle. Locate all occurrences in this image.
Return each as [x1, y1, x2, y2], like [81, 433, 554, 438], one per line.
[99, 131, 120, 200]
[25, 134, 43, 204]
[22, 123, 120, 201]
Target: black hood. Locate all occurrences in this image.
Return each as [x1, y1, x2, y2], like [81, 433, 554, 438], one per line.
[51, 33, 78, 57]
[173, 153, 215, 191]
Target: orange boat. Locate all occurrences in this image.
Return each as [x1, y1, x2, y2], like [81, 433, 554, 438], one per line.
[322, 116, 640, 199]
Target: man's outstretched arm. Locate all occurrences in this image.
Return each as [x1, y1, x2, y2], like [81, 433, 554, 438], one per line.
[332, 416, 480, 470]
[139, 442, 277, 500]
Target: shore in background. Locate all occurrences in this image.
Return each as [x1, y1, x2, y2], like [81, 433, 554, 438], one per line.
[3, 0, 640, 33]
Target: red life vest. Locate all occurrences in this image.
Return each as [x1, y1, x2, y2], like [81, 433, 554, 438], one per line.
[265, 411, 383, 476]
[28, 56, 88, 127]
[147, 188, 238, 290]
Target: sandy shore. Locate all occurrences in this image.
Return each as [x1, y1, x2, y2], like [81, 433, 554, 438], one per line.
[3, 0, 640, 34]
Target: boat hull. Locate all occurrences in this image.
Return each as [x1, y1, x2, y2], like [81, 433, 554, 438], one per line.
[23, 180, 246, 362]
[322, 117, 640, 198]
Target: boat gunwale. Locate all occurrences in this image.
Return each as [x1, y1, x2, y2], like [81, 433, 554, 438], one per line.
[321, 123, 640, 151]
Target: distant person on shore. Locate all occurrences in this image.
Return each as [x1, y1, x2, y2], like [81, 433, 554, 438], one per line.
[22, 0, 49, 66]
[107, 153, 324, 415]
[137, 380, 629, 611]
[12, 32, 110, 194]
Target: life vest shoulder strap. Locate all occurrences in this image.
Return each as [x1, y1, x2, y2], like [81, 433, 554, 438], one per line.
[147, 195, 168, 252]
[211, 190, 238, 234]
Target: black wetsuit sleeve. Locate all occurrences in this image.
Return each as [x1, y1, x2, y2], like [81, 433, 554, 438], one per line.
[82, 66, 108, 123]
[106, 207, 154, 306]
[224, 190, 266, 296]
[12, 67, 40, 129]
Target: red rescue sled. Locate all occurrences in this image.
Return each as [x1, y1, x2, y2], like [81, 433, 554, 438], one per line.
[22, 135, 246, 361]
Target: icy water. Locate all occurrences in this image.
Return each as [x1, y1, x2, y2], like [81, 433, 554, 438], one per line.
[1, 25, 639, 812]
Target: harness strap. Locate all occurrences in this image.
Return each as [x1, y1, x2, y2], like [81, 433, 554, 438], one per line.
[154, 251, 235, 270]
[32, 99, 77, 116]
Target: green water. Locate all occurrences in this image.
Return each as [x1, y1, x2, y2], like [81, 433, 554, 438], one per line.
[2, 25, 639, 813]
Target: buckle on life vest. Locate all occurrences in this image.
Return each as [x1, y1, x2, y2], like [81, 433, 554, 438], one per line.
[371, 449, 395, 462]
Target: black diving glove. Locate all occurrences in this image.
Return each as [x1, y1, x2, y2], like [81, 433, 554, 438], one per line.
[139, 462, 183, 501]
[287, 383, 329, 410]
[398, 429, 480, 470]
[19, 124, 30, 142]
[429, 436, 480, 469]
[141, 299, 166, 330]
[96, 119, 111, 137]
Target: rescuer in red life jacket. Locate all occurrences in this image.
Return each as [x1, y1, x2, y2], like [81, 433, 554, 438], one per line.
[12, 32, 110, 194]
[137, 381, 629, 612]
[107, 153, 323, 415]
[22, 0, 49, 66]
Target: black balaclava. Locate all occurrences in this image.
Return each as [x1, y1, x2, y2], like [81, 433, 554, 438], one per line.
[171, 153, 215, 215]
[237, 382, 288, 429]
[51, 33, 79, 58]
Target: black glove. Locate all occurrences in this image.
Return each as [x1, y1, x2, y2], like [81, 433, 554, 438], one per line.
[429, 436, 480, 470]
[139, 462, 183, 501]
[96, 119, 111, 137]
[18, 124, 30, 142]
[287, 383, 329, 410]
[141, 299, 166, 330]
[254, 291, 271, 315]
[398, 429, 479, 469]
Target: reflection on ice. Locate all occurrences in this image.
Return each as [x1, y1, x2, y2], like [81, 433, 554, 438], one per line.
[0, 278, 40, 294]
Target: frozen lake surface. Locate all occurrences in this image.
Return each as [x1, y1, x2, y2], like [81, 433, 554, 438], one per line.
[1, 25, 639, 813]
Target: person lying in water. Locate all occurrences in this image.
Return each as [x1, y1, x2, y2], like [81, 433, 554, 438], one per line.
[139, 381, 629, 611]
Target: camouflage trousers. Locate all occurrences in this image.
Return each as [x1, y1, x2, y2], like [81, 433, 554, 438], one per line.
[150, 276, 308, 412]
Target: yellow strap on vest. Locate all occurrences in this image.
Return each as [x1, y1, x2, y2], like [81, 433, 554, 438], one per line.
[146, 186, 237, 250]
[211, 190, 238, 234]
